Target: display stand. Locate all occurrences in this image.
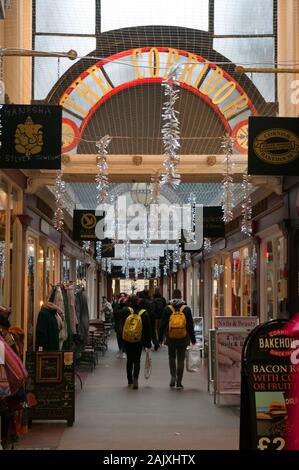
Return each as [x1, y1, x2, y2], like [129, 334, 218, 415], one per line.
[208, 329, 216, 394]
[26, 351, 75, 427]
[213, 316, 258, 406]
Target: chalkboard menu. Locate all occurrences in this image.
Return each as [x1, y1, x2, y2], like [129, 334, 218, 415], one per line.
[26, 351, 75, 427]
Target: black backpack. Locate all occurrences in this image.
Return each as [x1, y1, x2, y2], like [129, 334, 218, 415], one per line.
[154, 297, 164, 319]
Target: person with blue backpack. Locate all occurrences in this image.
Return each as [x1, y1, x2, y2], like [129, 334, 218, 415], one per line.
[121, 295, 152, 389]
[159, 289, 196, 390]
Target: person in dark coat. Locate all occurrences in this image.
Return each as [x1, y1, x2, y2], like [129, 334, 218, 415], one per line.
[159, 289, 196, 390]
[121, 295, 152, 389]
[139, 290, 158, 350]
[113, 293, 128, 358]
[35, 303, 60, 351]
[153, 288, 166, 345]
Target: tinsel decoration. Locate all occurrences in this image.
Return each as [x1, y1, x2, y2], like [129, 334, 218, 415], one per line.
[53, 170, 66, 231]
[102, 258, 107, 271]
[82, 241, 91, 253]
[241, 170, 253, 236]
[203, 238, 212, 253]
[245, 246, 257, 275]
[0, 241, 5, 275]
[160, 64, 182, 188]
[96, 241, 102, 263]
[107, 257, 112, 274]
[221, 136, 235, 223]
[95, 135, 112, 205]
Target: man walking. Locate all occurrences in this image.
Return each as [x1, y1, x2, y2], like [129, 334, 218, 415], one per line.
[159, 289, 196, 390]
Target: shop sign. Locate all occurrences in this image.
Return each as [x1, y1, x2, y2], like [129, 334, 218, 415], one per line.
[60, 47, 257, 155]
[215, 316, 258, 330]
[95, 238, 115, 258]
[0, 105, 62, 169]
[240, 320, 299, 450]
[26, 351, 75, 426]
[203, 207, 224, 238]
[248, 116, 299, 175]
[73, 210, 104, 241]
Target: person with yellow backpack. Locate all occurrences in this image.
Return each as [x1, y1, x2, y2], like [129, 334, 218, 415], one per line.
[121, 294, 152, 389]
[159, 289, 196, 390]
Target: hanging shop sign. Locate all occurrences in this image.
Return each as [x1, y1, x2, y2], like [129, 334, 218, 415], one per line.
[0, 104, 62, 169]
[59, 47, 258, 155]
[203, 207, 225, 238]
[239, 319, 299, 450]
[248, 116, 299, 176]
[73, 210, 104, 241]
[95, 238, 115, 258]
[26, 351, 75, 427]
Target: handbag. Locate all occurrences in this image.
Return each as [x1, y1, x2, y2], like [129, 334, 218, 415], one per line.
[186, 344, 202, 373]
[144, 348, 152, 380]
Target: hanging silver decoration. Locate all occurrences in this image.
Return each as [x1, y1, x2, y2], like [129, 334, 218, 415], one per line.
[82, 241, 91, 253]
[241, 170, 253, 236]
[203, 238, 212, 253]
[0, 241, 5, 275]
[160, 64, 182, 188]
[245, 246, 257, 275]
[102, 258, 107, 271]
[107, 257, 112, 274]
[96, 240, 102, 263]
[221, 136, 235, 223]
[95, 135, 112, 205]
[53, 169, 66, 231]
[213, 263, 224, 279]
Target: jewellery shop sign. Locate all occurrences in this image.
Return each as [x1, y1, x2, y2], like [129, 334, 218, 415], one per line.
[248, 116, 299, 176]
[239, 319, 299, 450]
[0, 104, 62, 169]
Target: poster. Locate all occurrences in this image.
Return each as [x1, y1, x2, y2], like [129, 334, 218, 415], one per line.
[240, 319, 299, 450]
[193, 317, 204, 349]
[248, 116, 299, 176]
[216, 330, 248, 394]
[0, 104, 62, 169]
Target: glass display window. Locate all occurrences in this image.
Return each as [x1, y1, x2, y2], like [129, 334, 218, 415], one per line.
[26, 237, 36, 351]
[262, 235, 287, 322]
[211, 257, 225, 325]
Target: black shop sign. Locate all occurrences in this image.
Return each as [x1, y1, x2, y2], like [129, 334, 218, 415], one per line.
[240, 320, 299, 450]
[0, 104, 62, 169]
[203, 206, 224, 238]
[248, 116, 299, 176]
[26, 351, 75, 427]
[73, 210, 104, 241]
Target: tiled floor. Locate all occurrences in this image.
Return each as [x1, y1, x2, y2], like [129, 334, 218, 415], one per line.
[16, 339, 239, 450]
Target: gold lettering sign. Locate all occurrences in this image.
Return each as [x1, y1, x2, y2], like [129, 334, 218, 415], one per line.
[15, 116, 43, 157]
[253, 128, 299, 165]
[81, 213, 97, 230]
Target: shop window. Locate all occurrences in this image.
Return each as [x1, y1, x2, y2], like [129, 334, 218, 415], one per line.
[27, 237, 35, 351]
[232, 251, 241, 316]
[38, 246, 45, 308]
[263, 236, 287, 321]
[63, 255, 71, 282]
[0, 181, 8, 306]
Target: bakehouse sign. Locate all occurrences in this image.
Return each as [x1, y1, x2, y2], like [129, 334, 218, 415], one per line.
[60, 47, 257, 154]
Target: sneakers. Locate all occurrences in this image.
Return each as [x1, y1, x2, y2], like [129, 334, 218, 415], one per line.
[122, 352, 127, 359]
[176, 383, 184, 390]
[133, 378, 138, 389]
[128, 382, 133, 388]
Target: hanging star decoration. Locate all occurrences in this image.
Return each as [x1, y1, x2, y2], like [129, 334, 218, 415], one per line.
[160, 64, 182, 189]
[241, 169, 253, 236]
[95, 135, 112, 205]
[53, 169, 66, 231]
[220, 135, 235, 223]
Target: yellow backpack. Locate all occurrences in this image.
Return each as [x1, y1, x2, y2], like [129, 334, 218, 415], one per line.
[122, 307, 145, 343]
[168, 304, 187, 339]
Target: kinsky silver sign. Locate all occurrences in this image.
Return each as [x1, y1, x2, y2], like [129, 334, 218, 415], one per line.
[94, 197, 203, 250]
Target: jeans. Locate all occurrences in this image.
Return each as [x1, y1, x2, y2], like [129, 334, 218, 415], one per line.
[124, 342, 143, 383]
[168, 343, 187, 385]
[116, 330, 125, 352]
